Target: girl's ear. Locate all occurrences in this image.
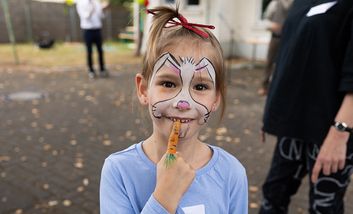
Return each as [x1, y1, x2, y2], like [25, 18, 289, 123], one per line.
[211, 92, 221, 112]
[135, 73, 149, 106]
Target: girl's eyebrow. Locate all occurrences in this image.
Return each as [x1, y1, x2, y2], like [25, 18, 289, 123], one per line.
[154, 72, 180, 79]
[193, 75, 214, 83]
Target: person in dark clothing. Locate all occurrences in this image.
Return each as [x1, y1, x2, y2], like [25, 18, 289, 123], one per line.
[76, 0, 109, 79]
[258, 0, 293, 96]
[260, 0, 353, 213]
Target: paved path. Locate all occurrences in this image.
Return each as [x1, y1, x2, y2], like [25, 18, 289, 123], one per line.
[0, 64, 352, 214]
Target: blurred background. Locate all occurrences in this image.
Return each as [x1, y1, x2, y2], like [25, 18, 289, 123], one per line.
[1, 0, 352, 214]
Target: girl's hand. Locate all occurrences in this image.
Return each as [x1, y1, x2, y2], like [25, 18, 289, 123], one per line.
[311, 127, 349, 183]
[153, 153, 195, 213]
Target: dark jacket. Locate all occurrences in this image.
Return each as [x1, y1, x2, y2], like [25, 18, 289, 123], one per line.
[263, 0, 353, 143]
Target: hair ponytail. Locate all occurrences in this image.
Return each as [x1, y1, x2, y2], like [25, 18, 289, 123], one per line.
[142, 6, 180, 79]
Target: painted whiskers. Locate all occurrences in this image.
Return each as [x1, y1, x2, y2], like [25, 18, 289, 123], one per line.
[165, 120, 181, 167]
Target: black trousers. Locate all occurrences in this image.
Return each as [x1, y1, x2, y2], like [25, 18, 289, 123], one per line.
[83, 29, 105, 72]
[260, 136, 353, 214]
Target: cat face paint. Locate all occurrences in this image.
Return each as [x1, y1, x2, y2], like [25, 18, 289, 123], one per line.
[149, 52, 217, 125]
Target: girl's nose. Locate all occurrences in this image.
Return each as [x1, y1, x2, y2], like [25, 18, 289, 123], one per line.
[176, 100, 190, 110]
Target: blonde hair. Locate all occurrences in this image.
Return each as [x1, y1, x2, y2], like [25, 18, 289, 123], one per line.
[142, 6, 226, 119]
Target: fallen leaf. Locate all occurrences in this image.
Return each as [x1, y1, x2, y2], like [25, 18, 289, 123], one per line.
[216, 127, 227, 135]
[77, 186, 84, 192]
[14, 209, 23, 214]
[32, 108, 39, 114]
[31, 122, 38, 128]
[227, 113, 235, 119]
[83, 178, 89, 186]
[215, 135, 224, 141]
[233, 99, 240, 104]
[70, 140, 77, 146]
[43, 144, 51, 151]
[78, 90, 86, 96]
[249, 186, 259, 193]
[103, 140, 112, 146]
[244, 129, 251, 135]
[45, 124, 54, 130]
[250, 202, 259, 209]
[43, 184, 49, 190]
[125, 130, 132, 137]
[0, 156, 10, 162]
[74, 161, 83, 169]
[48, 200, 58, 207]
[62, 199, 72, 207]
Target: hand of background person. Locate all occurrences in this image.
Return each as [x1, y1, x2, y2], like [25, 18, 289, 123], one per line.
[311, 127, 349, 183]
[153, 152, 195, 213]
[101, 1, 110, 10]
[267, 22, 282, 35]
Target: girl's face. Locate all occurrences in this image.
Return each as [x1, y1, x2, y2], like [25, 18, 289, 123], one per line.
[146, 42, 220, 141]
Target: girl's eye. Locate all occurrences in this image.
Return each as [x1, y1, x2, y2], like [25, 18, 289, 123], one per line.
[161, 81, 176, 88]
[194, 84, 209, 91]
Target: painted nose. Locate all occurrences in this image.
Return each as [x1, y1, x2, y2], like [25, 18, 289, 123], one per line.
[176, 100, 190, 110]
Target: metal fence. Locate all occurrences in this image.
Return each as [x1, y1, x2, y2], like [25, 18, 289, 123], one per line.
[0, 0, 130, 43]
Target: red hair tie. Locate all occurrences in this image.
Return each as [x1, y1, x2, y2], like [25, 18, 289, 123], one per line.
[147, 9, 215, 38]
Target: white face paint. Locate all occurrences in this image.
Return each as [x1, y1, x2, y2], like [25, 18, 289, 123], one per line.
[149, 52, 217, 125]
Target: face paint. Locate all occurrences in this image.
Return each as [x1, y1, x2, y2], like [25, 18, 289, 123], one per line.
[149, 52, 217, 125]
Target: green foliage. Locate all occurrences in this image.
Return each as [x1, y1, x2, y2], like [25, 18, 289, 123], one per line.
[109, 0, 133, 6]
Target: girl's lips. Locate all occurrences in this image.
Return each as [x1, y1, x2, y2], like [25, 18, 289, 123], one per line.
[167, 117, 193, 123]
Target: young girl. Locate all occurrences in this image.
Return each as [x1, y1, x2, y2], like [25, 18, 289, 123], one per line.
[100, 6, 248, 214]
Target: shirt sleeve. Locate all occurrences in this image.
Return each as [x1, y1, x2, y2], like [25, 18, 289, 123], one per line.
[339, 16, 353, 92]
[229, 167, 248, 214]
[100, 158, 170, 214]
[141, 195, 170, 214]
[264, 1, 278, 21]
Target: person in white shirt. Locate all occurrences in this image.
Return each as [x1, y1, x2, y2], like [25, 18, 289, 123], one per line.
[76, 0, 109, 78]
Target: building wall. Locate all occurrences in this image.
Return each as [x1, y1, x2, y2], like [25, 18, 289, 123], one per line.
[0, 0, 130, 43]
[215, 0, 270, 60]
[141, 0, 270, 60]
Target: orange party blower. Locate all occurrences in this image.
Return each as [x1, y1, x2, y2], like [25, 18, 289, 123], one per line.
[164, 120, 181, 167]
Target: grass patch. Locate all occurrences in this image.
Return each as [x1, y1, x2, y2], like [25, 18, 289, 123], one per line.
[0, 41, 141, 68]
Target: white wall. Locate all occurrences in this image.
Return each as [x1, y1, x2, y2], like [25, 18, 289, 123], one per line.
[141, 0, 271, 60]
[215, 0, 270, 60]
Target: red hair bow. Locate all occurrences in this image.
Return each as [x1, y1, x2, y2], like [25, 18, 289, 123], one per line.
[147, 9, 215, 38]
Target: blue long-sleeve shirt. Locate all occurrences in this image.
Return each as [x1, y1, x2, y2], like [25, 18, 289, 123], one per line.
[100, 142, 248, 214]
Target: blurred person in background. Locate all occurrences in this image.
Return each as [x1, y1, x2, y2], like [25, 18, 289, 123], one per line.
[258, 0, 293, 96]
[260, 0, 353, 213]
[76, 0, 110, 79]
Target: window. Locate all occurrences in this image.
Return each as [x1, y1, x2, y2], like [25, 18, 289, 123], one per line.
[187, 0, 199, 5]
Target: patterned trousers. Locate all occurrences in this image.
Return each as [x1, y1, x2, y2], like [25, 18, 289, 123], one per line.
[259, 136, 353, 214]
